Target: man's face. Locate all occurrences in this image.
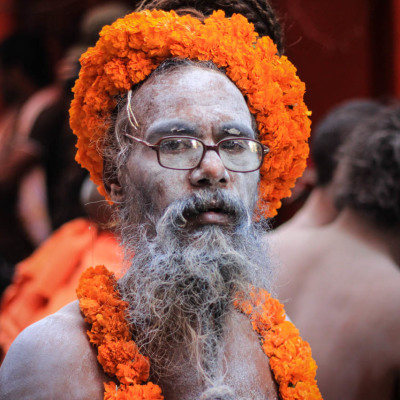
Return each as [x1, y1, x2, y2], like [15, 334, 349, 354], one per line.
[117, 66, 260, 227]
[116, 68, 273, 388]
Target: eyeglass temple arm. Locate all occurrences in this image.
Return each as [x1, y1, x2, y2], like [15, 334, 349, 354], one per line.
[124, 133, 158, 149]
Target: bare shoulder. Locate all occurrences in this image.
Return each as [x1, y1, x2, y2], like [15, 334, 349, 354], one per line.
[371, 270, 400, 345]
[0, 301, 108, 399]
[351, 265, 400, 370]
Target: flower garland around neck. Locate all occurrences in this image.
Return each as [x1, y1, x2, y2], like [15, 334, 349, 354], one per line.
[77, 265, 322, 399]
[69, 9, 311, 219]
[77, 265, 163, 399]
[234, 291, 322, 399]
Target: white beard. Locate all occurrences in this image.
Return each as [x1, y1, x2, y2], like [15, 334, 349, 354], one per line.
[117, 189, 274, 395]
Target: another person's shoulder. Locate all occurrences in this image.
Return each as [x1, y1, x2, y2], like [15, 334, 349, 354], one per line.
[371, 267, 400, 342]
[354, 263, 400, 364]
[0, 301, 108, 399]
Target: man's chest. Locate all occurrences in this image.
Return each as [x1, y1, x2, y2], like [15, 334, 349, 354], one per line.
[157, 312, 278, 400]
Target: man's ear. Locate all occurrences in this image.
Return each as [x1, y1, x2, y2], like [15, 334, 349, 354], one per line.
[103, 157, 125, 203]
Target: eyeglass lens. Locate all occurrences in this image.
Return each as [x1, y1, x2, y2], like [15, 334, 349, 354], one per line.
[158, 137, 263, 172]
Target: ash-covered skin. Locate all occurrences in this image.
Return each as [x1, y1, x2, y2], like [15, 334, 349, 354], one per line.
[113, 67, 276, 398]
[111, 66, 260, 227]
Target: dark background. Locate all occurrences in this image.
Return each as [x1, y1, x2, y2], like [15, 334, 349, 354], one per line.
[0, 0, 398, 126]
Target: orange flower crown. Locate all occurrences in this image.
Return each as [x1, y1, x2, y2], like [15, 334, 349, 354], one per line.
[70, 9, 311, 218]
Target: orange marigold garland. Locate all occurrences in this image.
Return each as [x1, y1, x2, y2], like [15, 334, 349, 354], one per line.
[234, 290, 322, 399]
[70, 9, 311, 218]
[77, 266, 322, 399]
[77, 265, 163, 399]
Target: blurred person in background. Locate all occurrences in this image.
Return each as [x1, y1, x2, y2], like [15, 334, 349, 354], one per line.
[273, 99, 385, 232]
[0, 2, 130, 294]
[0, 177, 122, 362]
[0, 32, 58, 288]
[275, 104, 400, 399]
[25, 2, 131, 233]
[0, 2, 130, 360]
[273, 99, 385, 309]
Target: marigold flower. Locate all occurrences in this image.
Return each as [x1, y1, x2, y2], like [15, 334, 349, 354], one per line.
[79, 266, 322, 399]
[69, 9, 311, 218]
[233, 287, 322, 399]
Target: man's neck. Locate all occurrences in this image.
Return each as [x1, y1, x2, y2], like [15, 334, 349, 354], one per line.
[278, 186, 338, 231]
[153, 309, 278, 400]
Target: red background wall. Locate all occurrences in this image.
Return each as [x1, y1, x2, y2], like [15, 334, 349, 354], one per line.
[394, 0, 400, 96]
[276, 0, 396, 125]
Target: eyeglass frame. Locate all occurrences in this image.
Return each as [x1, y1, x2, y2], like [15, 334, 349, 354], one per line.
[124, 133, 270, 173]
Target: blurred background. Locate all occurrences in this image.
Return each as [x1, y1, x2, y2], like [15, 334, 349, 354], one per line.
[0, 0, 398, 123]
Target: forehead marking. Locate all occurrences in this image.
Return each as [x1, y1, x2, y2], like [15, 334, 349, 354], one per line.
[224, 128, 242, 136]
[171, 126, 187, 133]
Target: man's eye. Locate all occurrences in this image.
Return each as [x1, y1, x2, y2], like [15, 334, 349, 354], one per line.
[221, 140, 247, 153]
[160, 139, 190, 153]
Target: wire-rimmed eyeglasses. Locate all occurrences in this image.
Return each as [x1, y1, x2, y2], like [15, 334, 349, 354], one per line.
[124, 133, 269, 173]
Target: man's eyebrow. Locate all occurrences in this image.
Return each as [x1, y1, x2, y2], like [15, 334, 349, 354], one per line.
[219, 122, 255, 138]
[146, 120, 198, 142]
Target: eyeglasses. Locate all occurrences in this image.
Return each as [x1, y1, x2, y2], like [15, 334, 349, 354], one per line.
[124, 134, 269, 172]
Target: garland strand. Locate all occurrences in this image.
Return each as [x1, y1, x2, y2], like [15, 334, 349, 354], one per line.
[77, 265, 322, 399]
[234, 291, 322, 399]
[77, 265, 163, 399]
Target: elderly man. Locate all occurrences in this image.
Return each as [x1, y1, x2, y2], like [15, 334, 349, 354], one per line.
[0, 6, 321, 400]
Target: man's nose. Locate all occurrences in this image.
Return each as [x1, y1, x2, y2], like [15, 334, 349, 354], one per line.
[189, 149, 230, 187]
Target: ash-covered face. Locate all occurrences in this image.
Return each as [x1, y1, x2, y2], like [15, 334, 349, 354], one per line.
[111, 66, 260, 229]
[113, 66, 274, 396]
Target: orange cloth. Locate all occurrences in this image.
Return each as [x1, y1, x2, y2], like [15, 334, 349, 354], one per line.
[0, 218, 123, 358]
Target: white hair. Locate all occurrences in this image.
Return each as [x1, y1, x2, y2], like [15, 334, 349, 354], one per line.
[117, 188, 274, 395]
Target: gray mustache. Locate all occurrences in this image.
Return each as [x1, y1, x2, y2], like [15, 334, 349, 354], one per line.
[163, 190, 249, 227]
[183, 191, 244, 217]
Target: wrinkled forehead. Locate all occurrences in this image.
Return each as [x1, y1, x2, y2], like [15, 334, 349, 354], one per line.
[128, 65, 254, 134]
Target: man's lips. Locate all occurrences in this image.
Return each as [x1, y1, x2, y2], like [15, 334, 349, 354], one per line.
[194, 210, 232, 225]
[185, 209, 234, 226]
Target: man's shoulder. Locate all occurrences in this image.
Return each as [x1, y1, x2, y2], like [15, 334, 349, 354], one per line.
[370, 271, 400, 336]
[0, 301, 108, 399]
[343, 266, 400, 368]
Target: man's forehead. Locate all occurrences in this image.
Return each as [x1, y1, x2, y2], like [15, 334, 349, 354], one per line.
[137, 66, 243, 97]
[130, 66, 252, 128]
